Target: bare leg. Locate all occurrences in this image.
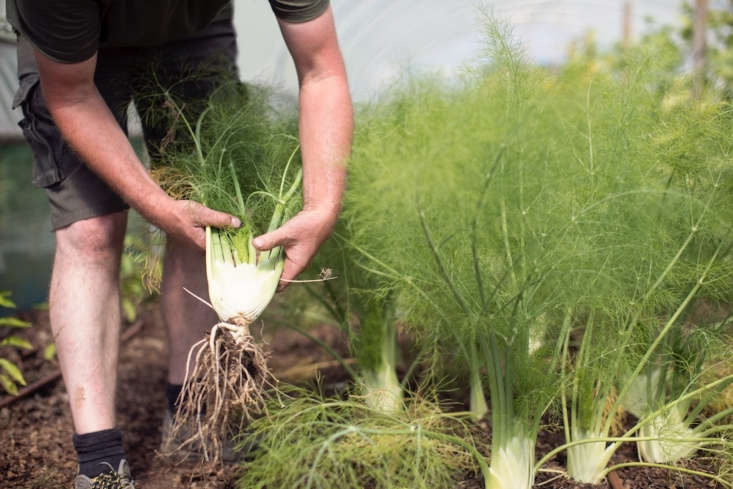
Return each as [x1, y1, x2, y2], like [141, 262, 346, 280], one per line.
[160, 237, 218, 385]
[49, 211, 127, 435]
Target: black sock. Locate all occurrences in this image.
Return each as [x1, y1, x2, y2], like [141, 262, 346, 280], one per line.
[166, 382, 183, 414]
[73, 428, 125, 478]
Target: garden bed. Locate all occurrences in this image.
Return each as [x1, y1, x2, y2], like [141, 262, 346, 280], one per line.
[0, 304, 725, 489]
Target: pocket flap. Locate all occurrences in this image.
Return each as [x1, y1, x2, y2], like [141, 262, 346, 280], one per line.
[12, 74, 40, 110]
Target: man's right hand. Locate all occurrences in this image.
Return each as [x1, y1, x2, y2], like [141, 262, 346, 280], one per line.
[153, 199, 241, 250]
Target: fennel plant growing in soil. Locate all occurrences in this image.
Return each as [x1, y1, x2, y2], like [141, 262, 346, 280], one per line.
[530, 57, 733, 484]
[338, 28, 733, 489]
[302, 225, 404, 414]
[344, 49, 573, 489]
[151, 84, 303, 462]
[621, 321, 733, 466]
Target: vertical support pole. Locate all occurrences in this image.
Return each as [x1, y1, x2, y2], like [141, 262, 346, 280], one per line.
[693, 0, 708, 98]
[622, 1, 632, 50]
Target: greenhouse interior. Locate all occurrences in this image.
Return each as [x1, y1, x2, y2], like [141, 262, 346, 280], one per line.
[0, 1, 731, 488]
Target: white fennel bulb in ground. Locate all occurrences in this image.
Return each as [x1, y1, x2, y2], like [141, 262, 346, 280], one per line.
[638, 404, 698, 463]
[566, 428, 613, 484]
[486, 434, 534, 489]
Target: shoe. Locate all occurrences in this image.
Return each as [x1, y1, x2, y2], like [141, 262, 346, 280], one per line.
[74, 459, 135, 489]
[160, 410, 256, 463]
[159, 409, 202, 462]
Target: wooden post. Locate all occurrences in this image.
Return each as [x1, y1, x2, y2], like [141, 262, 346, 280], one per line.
[622, 1, 632, 50]
[693, 0, 708, 98]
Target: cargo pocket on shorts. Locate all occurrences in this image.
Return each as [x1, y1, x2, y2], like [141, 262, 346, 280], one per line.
[13, 75, 70, 188]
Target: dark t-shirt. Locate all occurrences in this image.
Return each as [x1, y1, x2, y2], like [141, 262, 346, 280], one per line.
[6, 0, 329, 63]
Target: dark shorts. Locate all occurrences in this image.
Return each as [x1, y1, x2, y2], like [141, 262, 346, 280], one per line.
[13, 18, 239, 231]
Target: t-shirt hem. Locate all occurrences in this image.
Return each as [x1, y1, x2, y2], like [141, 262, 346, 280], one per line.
[271, 0, 330, 24]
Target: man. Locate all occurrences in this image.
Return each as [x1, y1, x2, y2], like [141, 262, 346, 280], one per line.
[6, 1, 352, 487]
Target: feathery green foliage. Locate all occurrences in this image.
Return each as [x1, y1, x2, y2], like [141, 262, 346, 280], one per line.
[341, 19, 732, 488]
[152, 83, 302, 240]
[237, 389, 474, 489]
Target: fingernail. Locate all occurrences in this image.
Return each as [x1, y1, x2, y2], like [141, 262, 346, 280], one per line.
[252, 238, 262, 248]
[232, 217, 241, 227]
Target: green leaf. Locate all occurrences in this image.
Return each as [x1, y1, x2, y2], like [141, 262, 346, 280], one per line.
[0, 373, 18, 395]
[0, 336, 32, 350]
[43, 343, 57, 361]
[0, 317, 31, 328]
[0, 358, 26, 386]
[33, 302, 49, 311]
[0, 291, 16, 309]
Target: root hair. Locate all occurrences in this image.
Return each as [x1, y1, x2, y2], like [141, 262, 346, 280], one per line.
[167, 319, 274, 464]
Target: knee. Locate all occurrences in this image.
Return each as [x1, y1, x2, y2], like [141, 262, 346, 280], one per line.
[55, 212, 127, 259]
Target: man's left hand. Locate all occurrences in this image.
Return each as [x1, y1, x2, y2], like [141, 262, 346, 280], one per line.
[252, 207, 338, 291]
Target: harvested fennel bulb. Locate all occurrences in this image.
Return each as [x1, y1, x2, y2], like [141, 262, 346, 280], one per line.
[206, 226, 284, 326]
[171, 160, 302, 463]
[153, 85, 305, 463]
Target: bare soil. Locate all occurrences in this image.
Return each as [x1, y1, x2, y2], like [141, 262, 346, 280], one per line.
[0, 305, 727, 489]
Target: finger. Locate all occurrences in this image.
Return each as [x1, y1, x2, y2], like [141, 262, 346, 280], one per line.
[195, 205, 241, 229]
[252, 226, 290, 251]
[190, 228, 207, 250]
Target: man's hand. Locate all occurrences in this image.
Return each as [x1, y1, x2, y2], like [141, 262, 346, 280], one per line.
[153, 199, 241, 250]
[252, 207, 338, 290]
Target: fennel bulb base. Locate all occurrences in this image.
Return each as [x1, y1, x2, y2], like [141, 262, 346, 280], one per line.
[166, 321, 273, 464]
[638, 412, 697, 463]
[566, 429, 612, 484]
[487, 435, 534, 489]
[362, 363, 403, 413]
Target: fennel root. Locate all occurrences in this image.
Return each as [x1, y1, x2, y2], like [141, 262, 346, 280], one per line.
[167, 320, 273, 464]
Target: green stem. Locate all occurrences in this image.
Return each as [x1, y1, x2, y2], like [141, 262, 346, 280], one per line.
[560, 323, 572, 446]
[469, 345, 489, 422]
[229, 158, 246, 217]
[162, 91, 205, 166]
[400, 338, 432, 390]
[471, 146, 505, 308]
[417, 207, 473, 316]
[279, 145, 301, 199]
[694, 406, 733, 433]
[500, 199, 518, 290]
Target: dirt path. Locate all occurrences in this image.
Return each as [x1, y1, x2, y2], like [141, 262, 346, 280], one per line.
[0, 307, 241, 488]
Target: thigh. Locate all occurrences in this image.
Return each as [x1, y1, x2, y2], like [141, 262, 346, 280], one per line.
[132, 16, 240, 163]
[14, 37, 134, 230]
